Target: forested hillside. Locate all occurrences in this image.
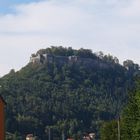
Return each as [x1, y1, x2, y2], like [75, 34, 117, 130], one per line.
[100, 77, 140, 140]
[0, 47, 139, 140]
[121, 77, 140, 140]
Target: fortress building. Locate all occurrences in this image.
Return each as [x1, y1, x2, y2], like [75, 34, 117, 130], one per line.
[29, 53, 112, 69]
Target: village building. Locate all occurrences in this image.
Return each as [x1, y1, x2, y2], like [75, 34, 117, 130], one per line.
[0, 95, 6, 140]
[26, 134, 35, 140]
[83, 133, 96, 140]
[67, 138, 75, 140]
[89, 133, 96, 139]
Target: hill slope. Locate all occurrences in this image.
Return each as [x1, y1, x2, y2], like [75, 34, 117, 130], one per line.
[0, 47, 139, 139]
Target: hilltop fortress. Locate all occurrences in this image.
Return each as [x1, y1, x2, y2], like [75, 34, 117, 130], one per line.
[30, 53, 79, 64]
[30, 53, 112, 69]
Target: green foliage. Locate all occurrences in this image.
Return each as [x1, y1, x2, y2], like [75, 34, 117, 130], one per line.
[0, 47, 139, 139]
[120, 78, 140, 140]
[100, 77, 140, 140]
[100, 120, 118, 140]
[36, 46, 96, 58]
[6, 131, 23, 140]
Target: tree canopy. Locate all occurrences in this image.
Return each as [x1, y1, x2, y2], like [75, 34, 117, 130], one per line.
[0, 46, 139, 140]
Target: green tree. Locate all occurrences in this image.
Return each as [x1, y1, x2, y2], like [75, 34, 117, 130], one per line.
[100, 120, 118, 140]
[121, 78, 140, 140]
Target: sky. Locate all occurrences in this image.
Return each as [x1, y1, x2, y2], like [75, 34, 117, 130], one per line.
[0, 0, 140, 76]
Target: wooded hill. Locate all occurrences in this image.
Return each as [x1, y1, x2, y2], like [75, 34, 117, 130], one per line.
[0, 46, 139, 140]
[100, 77, 140, 140]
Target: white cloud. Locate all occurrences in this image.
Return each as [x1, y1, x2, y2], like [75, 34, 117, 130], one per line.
[0, 0, 91, 33]
[0, 0, 140, 76]
[119, 0, 140, 17]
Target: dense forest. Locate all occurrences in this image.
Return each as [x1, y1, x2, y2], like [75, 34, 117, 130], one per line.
[0, 46, 139, 140]
[100, 76, 140, 140]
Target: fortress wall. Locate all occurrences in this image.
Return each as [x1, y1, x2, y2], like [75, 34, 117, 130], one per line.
[30, 54, 111, 69]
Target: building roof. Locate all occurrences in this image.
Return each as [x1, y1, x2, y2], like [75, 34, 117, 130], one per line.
[0, 95, 6, 105]
[26, 134, 34, 138]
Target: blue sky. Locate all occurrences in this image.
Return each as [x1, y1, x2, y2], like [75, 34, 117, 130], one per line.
[0, 0, 42, 13]
[0, 0, 140, 76]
